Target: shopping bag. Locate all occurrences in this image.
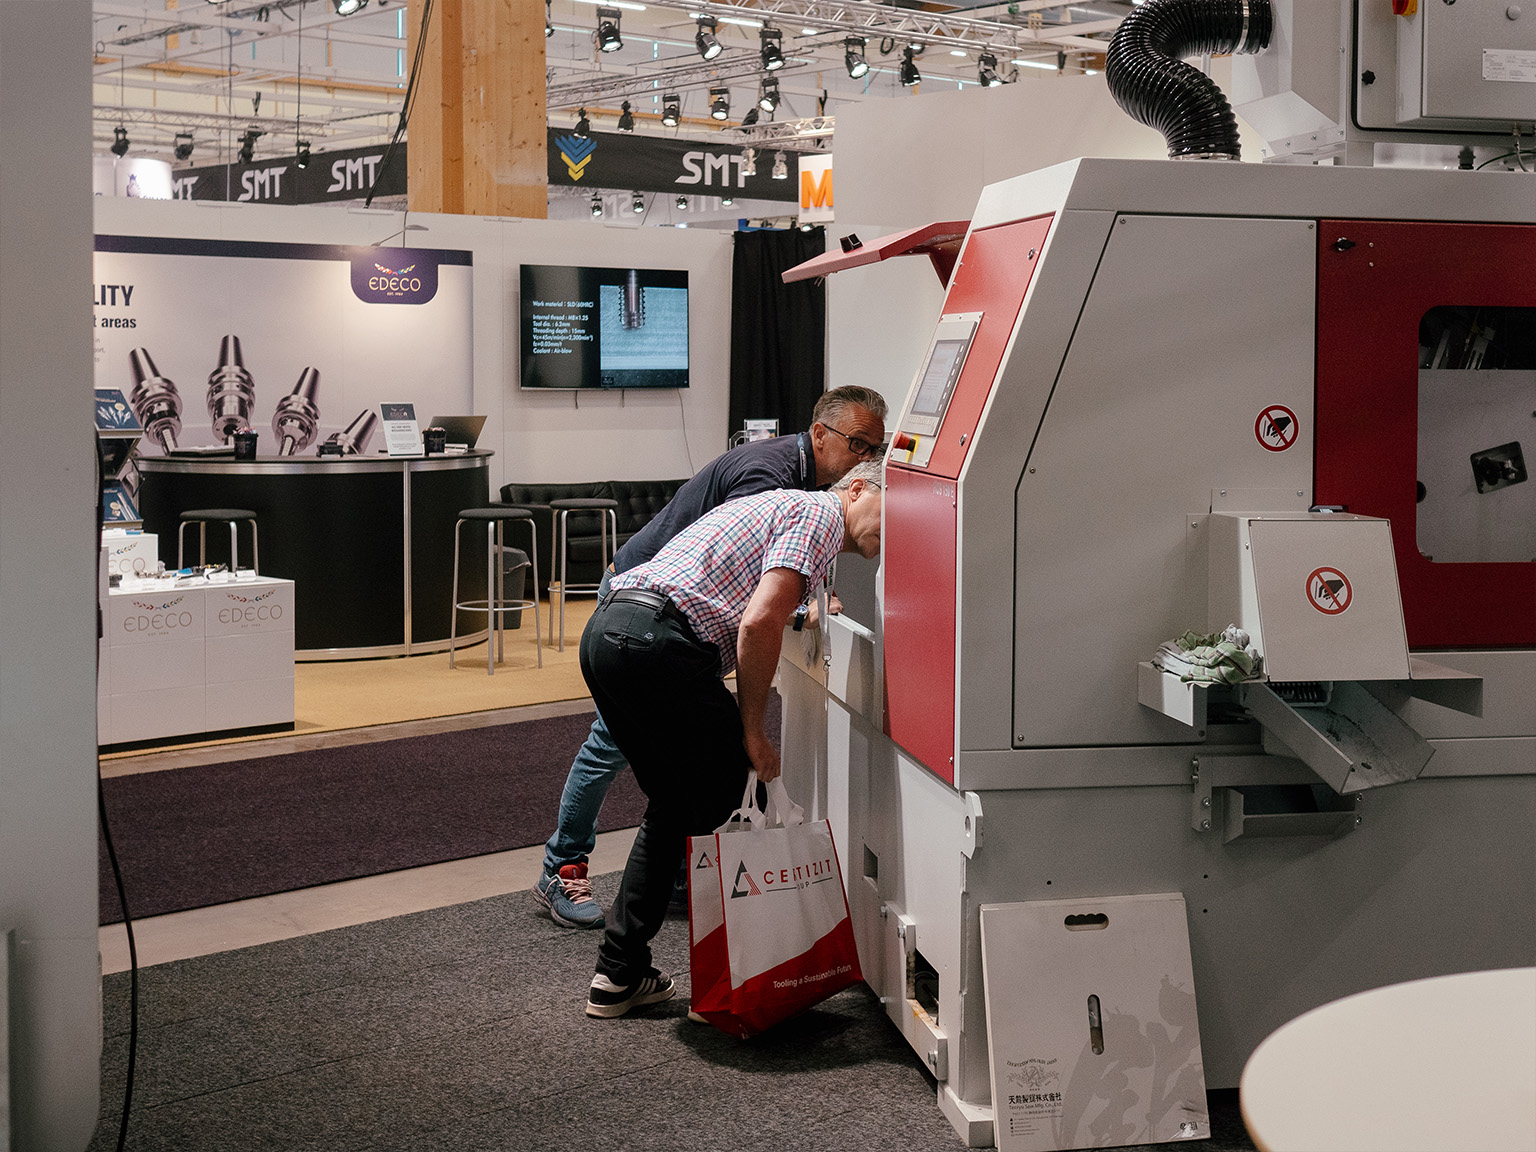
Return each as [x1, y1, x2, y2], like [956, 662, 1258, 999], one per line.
[688, 773, 861, 1038]
[686, 775, 768, 1029]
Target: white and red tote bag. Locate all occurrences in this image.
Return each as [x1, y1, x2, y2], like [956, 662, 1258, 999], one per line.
[688, 775, 861, 1038]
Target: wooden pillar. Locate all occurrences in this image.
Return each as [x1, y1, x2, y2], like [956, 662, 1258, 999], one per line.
[409, 0, 546, 218]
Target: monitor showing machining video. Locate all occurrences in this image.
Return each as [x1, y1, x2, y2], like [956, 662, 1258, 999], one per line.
[520, 264, 690, 389]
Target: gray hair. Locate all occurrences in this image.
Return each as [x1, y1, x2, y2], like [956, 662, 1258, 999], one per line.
[831, 460, 884, 491]
[812, 385, 889, 427]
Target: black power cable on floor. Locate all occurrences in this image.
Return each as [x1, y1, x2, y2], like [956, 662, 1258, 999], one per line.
[97, 441, 140, 1152]
[98, 778, 139, 1152]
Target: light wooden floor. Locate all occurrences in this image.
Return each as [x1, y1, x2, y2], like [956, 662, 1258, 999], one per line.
[102, 596, 601, 764]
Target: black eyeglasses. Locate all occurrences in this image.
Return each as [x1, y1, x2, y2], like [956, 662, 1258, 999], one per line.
[824, 425, 881, 458]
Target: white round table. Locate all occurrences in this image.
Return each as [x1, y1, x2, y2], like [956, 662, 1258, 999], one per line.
[1241, 967, 1536, 1152]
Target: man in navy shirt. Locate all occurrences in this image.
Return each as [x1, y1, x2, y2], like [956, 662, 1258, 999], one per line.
[534, 385, 887, 929]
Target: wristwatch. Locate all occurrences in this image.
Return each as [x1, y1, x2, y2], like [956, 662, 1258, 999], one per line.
[792, 604, 809, 632]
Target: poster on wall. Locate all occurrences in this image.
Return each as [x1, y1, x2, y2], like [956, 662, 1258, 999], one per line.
[92, 236, 474, 456]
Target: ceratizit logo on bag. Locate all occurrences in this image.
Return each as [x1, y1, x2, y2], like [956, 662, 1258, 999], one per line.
[730, 855, 836, 898]
[730, 861, 763, 899]
[350, 250, 440, 305]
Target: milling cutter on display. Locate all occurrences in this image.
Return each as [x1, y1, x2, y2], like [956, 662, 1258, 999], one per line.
[273, 367, 322, 456]
[205, 334, 257, 442]
[127, 347, 182, 453]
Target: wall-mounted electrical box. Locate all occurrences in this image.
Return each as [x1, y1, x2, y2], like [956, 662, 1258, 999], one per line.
[1397, 0, 1536, 128]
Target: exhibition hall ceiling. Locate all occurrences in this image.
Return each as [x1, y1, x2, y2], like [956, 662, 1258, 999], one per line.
[93, 0, 1130, 167]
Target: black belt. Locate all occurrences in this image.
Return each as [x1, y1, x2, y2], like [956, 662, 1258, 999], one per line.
[602, 587, 690, 626]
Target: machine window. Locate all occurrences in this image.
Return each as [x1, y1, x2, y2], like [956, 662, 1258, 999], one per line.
[1417, 306, 1535, 564]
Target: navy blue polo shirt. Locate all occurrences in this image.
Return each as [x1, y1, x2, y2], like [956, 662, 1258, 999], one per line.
[612, 433, 818, 575]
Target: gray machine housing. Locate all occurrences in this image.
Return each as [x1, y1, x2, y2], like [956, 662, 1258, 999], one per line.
[779, 157, 1536, 1147]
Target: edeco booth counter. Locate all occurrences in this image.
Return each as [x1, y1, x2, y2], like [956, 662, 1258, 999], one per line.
[779, 157, 1535, 1147]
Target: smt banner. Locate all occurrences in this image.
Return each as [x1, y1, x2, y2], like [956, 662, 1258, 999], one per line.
[92, 235, 473, 455]
[171, 143, 406, 205]
[547, 128, 799, 201]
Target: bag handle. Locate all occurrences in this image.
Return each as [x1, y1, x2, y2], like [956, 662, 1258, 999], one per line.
[716, 772, 806, 833]
[764, 778, 804, 828]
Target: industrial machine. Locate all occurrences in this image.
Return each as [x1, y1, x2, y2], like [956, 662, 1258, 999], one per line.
[780, 2, 1536, 1146]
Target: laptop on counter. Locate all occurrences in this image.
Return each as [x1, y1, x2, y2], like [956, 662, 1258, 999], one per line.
[427, 415, 487, 449]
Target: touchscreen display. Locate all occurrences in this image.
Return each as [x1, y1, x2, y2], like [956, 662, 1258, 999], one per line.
[912, 339, 965, 416]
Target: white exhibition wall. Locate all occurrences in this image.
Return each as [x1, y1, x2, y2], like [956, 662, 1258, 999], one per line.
[827, 71, 1261, 419]
[94, 197, 735, 492]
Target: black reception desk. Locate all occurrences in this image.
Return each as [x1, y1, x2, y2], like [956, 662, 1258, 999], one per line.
[138, 452, 493, 659]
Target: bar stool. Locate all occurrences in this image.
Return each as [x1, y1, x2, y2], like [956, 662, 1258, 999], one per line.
[450, 506, 541, 674]
[549, 497, 619, 652]
[178, 508, 259, 573]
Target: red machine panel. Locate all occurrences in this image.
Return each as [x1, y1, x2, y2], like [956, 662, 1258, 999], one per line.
[922, 215, 1053, 480]
[884, 467, 959, 783]
[1315, 220, 1536, 647]
[883, 215, 1054, 782]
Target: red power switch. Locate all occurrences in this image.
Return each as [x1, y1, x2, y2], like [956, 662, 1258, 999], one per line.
[1393, 0, 1417, 15]
[891, 431, 917, 452]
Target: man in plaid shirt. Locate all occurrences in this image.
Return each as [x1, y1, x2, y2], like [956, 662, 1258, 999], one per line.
[580, 460, 884, 1018]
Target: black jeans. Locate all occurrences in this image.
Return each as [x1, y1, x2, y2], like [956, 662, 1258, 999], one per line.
[579, 595, 751, 984]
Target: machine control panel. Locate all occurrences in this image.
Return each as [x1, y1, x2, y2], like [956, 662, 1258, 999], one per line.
[891, 312, 979, 470]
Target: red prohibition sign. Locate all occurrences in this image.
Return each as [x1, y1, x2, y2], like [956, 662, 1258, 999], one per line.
[1306, 567, 1352, 615]
[1255, 405, 1299, 452]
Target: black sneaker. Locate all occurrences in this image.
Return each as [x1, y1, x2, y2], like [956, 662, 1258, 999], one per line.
[586, 969, 675, 1018]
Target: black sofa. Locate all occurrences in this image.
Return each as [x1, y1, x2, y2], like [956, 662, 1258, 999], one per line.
[499, 479, 686, 596]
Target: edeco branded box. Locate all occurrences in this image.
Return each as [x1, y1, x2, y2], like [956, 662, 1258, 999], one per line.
[101, 529, 159, 577]
[99, 577, 295, 744]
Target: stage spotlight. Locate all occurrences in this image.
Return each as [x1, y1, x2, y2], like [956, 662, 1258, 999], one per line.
[661, 93, 680, 127]
[799, 221, 814, 232]
[575, 108, 591, 137]
[709, 86, 730, 121]
[899, 46, 921, 87]
[591, 194, 604, 217]
[1057, 49, 1068, 73]
[758, 78, 779, 113]
[617, 100, 635, 132]
[721, 194, 734, 207]
[978, 51, 1003, 87]
[110, 125, 130, 157]
[296, 139, 311, 168]
[332, 0, 367, 15]
[843, 37, 868, 79]
[173, 131, 194, 162]
[694, 16, 721, 60]
[676, 195, 688, 209]
[545, 0, 553, 36]
[238, 127, 262, 163]
[740, 107, 759, 127]
[771, 150, 787, 179]
[631, 191, 645, 213]
[742, 147, 757, 177]
[759, 26, 784, 71]
[595, 7, 622, 53]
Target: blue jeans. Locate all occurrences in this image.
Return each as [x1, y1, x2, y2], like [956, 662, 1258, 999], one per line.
[543, 570, 621, 876]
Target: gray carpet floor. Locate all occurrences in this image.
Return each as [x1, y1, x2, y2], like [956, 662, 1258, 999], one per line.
[91, 872, 1258, 1152]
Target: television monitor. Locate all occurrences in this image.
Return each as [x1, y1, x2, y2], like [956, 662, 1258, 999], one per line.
[520, 264, 690, 389]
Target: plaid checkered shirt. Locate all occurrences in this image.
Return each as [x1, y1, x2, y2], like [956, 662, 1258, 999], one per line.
[607, 488, 844, 675]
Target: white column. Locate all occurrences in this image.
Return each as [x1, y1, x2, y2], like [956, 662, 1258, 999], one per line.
[0, 1, 102, 1147]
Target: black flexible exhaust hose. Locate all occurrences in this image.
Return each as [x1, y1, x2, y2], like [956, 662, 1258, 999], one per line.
[1106, 0, 1272, 161]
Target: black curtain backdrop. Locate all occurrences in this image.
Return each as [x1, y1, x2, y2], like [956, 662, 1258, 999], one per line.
[729, 226, 827, 441]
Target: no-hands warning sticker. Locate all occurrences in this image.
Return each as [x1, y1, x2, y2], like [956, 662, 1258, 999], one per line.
[1306, 567, 1352, 614]
[1255, 405, 1299, 452]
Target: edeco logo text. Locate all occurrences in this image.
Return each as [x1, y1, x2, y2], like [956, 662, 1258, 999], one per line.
[350, 251, 440, 305]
